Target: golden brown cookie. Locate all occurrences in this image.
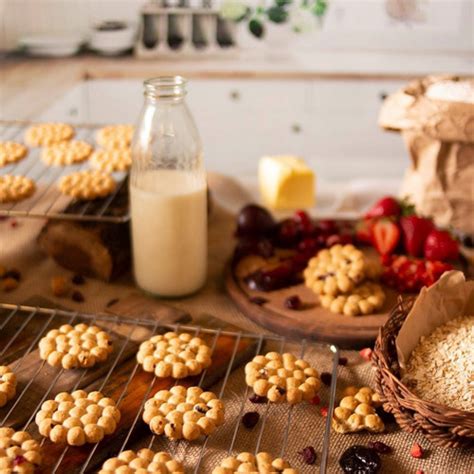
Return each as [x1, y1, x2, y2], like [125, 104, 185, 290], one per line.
[36, 390, 121, 446]
[0, 365, 17, 407]
[0, 175, 36, 203]
[99, 449, 184, 473]
[332, 386, 385, 434]
[90, 148, 132, 172]
[0, 427, 42, 472]
[25, 123, 74, 146]
[143, 385, 224, 441]
[58, 170, 116, 200]
[137, 331, 212, 379]
[319, 282, 386, 316]
[0, 141, 28, 167]
[38, 323, 113, 369]
[245, 352, 320, 404]
[96, 125, 134, 150]
[41, 140, 93, 166]
[212, 452, 299, 474]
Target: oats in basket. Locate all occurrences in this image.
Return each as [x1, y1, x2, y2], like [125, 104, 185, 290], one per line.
[137, 331, 212, 379]
[402, 315, 474, 412]
[0, 427, 42, 472]
[0, 141, 28, 167]
[38, 323, 113, 369]
[0, 365, 17, 407]
[99, 449, 184, 473]
[245, 352, 321, 404]
[212, 451, 299, 474]
[331, 386, 385, 434]
[36, 390, 121, 446]
[143, 385, 224, 441]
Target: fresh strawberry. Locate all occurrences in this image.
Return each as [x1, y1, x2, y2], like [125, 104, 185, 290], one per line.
[399, 215, 434, 257]
[424, 230, 459, 262]
[371, 218, 400, 256]
[365, 196, 401, 219]
[355, 218, 373, 244]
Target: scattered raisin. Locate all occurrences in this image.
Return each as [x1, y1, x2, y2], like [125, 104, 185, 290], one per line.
[3, 269, 21, 281]
[320, 372, 332, 386]
[72, 274, 86, 285]
[106, 297, 119, 308]
[284, 295, 303, 310]
[298, 446, 317, 465]
[249, 296, 268, 306]
[410, 442, 423, 459]
[339, 445, 381, 473]
[249, 393, 268, 404]
[338, 356, 348, 366]
[241, 411, 259, 429]
[71, 290, 85, 303]
[367, 441, 392, 454]
[1, 277, 18, 292]
[10, 219, 18, 228]
[276, 386, 286, 395]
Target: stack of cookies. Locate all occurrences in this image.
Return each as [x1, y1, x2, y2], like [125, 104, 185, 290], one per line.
[304, 244, 385, 316]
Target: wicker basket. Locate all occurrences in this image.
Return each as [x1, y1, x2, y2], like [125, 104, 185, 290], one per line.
[372, 297, 474, 449]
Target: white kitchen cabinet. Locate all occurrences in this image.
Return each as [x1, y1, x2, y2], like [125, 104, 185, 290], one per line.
[37, 77, 408, 180]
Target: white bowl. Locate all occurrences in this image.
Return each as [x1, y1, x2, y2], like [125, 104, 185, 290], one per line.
[19, 34, 83, 57]
[89, 24, 135, 56]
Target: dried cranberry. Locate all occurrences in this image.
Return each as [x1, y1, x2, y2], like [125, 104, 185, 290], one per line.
[284, 295, 303, 310]
[277, 218, 301, 247]
[410, 442, 423, 459]
[359, 347, 373, 361]
[326, 234, 343, 247]
[338, 356, 348, 366]
[320, 406, 328, 417]
[236, 204, 275, 238]
[241, 411, 260, 429]
[71, 290, 85, 303]
[298, 237, 319, 254]
[13, 455, 25, 466]
[298, 446, 317, 465]
[317, 219, 337, 234]
[367, 441, 392, 454]
[339, 445, 381, 473]
[249, 296, 268, 306]
[309, 394, 320, 405]
[320, 372, 332, 386]
[249, 393, 268, 404]
[3, 269, 21, 281]
[294, 210, 314, 235]
[105, 298, 119, 308]
[10, 219, 18, 228]
[72, 274, 86, 285]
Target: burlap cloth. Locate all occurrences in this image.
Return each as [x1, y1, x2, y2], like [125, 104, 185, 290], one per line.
[0, 174, 471, 473]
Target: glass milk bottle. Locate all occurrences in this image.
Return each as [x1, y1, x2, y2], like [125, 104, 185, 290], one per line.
[130, 76, 207, 296]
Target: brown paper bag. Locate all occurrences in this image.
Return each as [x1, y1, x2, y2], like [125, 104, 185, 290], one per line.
[379, 75, 474, 234]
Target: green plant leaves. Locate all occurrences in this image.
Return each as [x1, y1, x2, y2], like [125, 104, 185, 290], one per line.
[249, 18, 264, 38]
[267, 5, 289, 23]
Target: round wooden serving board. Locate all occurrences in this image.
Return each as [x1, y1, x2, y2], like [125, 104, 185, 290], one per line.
[225, 263, 398, 349]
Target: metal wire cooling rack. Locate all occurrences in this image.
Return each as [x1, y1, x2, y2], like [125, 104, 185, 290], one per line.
[0, 120, 130, 223]
[0, 303, 339, 474]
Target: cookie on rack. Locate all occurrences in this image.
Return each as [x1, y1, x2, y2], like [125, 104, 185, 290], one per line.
[41, 140, 93, 166]
[36, 389, 121, 446]
[142, 385, 224, 441]
[304, 244, 367, 296]
[0, 427, 42, 472]
[332, 386, 385, 434]
[0, 365, 17, 407]
[58, 170, 116, 200]
[245, 352, 320, 404]
[25, 122, 74, 146]
[38, 323, 113, 369]
[137, 331, 212, 379]
[319, 282, 386, 316]
[0, 174, 36, 203]
[99, 449, 184, 473]
[0, 141, 28, 167]
[96, 124, 134, 150]
[212, 452, 299, 474]
[90, 148, 132, 172]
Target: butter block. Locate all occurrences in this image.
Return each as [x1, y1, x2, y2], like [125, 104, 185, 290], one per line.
[258, 155, 315, 210]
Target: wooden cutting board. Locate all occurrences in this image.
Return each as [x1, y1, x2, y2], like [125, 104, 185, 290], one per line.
[225, 263, 398, 349]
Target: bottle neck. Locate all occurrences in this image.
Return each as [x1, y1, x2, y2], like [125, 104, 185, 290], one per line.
[144, 76, 187, 102]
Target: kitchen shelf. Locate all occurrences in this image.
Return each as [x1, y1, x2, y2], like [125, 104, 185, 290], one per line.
[0, 302, 339, 473]
[0, 120, 130, 223]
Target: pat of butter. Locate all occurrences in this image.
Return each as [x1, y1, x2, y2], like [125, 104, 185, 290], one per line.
[258, 155, 315, 210]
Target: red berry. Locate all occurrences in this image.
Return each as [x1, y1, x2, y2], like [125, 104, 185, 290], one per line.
[317, 219, 337, 233]
[294, 210, 314, 235]
[415, 471, 424, 474]
[355, 218, 373, 244]
[365, 196, 401, 219]
[359, 347, 373, 361]
[410, 442, 424, 459]
[424, 229, 459, 262]
[309, 394, 321, 405]
[13, 455, 25, 466]
[371, 218, 400, 256]
[320, 406, 328, 417]
[400, 215, 434, 257]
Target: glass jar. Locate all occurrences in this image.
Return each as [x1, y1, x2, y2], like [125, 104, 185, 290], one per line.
[130, 76, 207, 297]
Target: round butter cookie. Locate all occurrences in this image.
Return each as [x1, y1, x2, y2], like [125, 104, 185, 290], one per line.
[0, 365, 17, 407]
[36, 390, 120, 446]
[0, 427, 42, 472]
[0, 175, 35, 203]
[38, 323, 113, 369]
[99, 449, 184, 473]
[41, 140, 92, 166]
[25, 122, 74, 146]
[143, 385, 224, 441]
[58, 170, 116, 200]
[245, 352, 320, 404]
[212, 452, 299, 474]
[90, 148, 132, 172]
[0, 141, 28, 167]
[137, 331, 212, 379]
[96, 124, 134, 150]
